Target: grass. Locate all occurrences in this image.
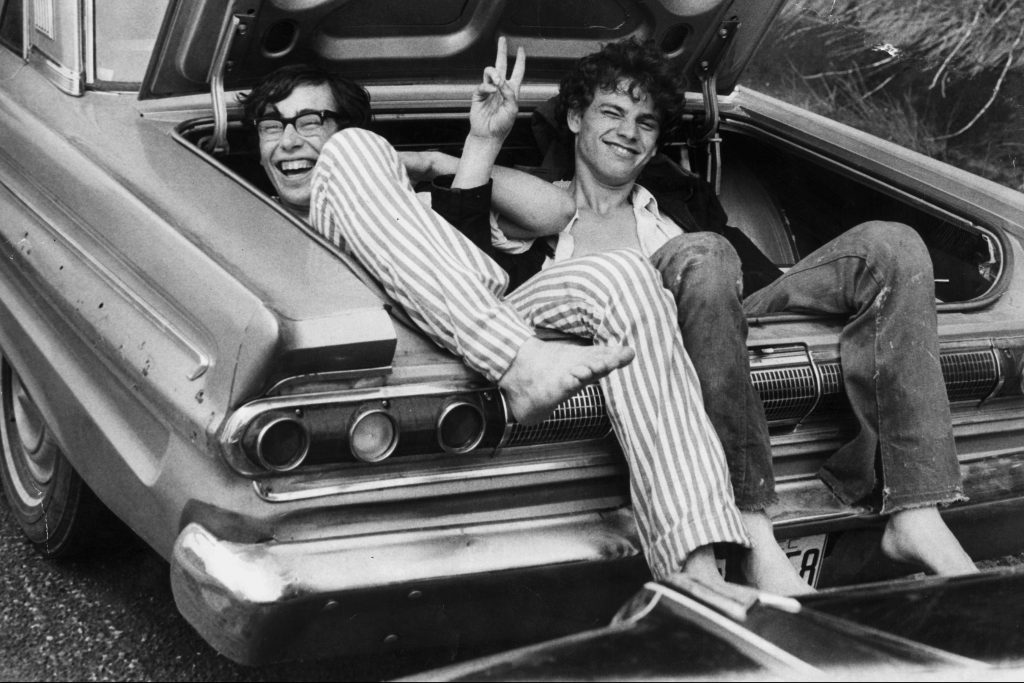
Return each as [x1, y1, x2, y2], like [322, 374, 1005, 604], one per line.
[744, 0, 1024, 192]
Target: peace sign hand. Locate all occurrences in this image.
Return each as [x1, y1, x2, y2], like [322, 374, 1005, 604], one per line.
[468, 36, 526, 144]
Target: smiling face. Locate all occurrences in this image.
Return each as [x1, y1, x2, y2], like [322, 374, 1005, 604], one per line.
[258, 82, 341, 214]
[567, 82, 661, 188]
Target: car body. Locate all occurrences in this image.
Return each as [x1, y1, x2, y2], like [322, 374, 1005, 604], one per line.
[409, 568, 1024, 680]
[0, 0, 1022, 666]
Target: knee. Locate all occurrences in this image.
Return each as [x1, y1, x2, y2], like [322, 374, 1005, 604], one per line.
[652, 233, 743, 301]
[853, 221, 933, 281]
[580, 250, 667, 305]
[321, 127, 400, 170]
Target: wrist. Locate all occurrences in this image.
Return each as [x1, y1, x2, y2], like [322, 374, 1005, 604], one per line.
[463, 133, 504, 159]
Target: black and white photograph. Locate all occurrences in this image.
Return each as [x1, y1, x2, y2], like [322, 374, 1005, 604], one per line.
[0, 0, 1022, 680]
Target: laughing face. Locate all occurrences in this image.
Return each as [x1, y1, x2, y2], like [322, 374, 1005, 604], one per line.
[258, 82, 341, 215]
[567, 81, 661, 188]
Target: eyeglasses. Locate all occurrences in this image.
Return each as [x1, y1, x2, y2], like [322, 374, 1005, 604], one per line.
[255, 110, 341, 139]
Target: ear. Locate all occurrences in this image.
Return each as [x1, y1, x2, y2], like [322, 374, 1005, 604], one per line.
[567, 107, 582, 134]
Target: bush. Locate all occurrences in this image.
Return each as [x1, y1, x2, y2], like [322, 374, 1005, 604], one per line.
[745, 0, 1024, 191]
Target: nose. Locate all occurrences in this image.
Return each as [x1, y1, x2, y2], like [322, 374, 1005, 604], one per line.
[279, 122, 304, 147]
[615, 116, 639, 140]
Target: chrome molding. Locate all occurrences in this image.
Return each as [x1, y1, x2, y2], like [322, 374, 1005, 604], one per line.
[204, 12, 240, 154]
[264, 366, 394, 395]
[36, 51, 82, 96]
[253, 452, 621, 502]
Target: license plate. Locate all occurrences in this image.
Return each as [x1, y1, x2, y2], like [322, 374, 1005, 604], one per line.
[779, 534, 827, 588]
[716, 534, 828, 588]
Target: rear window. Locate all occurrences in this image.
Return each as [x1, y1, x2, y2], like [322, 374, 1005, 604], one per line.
[94, 3, 167, 86]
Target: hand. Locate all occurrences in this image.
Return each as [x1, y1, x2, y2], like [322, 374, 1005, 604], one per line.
[468, 36, 526, 144]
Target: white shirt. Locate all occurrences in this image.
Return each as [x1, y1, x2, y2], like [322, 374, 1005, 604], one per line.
[491, 181, 684, 267]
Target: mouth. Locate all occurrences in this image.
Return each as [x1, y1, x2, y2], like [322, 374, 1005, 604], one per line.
[276, 159, 316, 177]
[604, 141, 639, 158]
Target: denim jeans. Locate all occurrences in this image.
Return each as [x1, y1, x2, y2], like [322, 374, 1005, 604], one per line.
[652, 222, 965, 513]
[651, 232, 777, 511]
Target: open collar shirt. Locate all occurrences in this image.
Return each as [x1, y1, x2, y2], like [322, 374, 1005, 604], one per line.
[490, 181, 684, 267]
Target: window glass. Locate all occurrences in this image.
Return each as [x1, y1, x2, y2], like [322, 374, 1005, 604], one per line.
[94, 3, 168, 86]
[745, 0, 1024, 193]
[0, 0, 23, 53]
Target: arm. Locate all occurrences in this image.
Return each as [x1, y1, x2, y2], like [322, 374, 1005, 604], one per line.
[401, 150, 571, 238]
[452, 37, 575, 237]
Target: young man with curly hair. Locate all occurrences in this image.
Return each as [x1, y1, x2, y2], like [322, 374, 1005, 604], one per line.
[446, 38, 976, 590]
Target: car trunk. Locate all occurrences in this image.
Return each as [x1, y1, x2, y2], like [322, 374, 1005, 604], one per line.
[182, 98, 1024, 518]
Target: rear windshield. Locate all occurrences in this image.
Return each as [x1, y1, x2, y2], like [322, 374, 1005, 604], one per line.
[94, 3, 168, 87]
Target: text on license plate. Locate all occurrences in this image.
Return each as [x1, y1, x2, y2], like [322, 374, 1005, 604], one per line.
[779, 534, 827, 588]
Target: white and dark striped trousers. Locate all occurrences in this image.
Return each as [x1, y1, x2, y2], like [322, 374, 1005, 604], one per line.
[310, 127, 749, 579]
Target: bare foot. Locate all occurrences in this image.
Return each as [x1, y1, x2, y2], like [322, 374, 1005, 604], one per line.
[499, 337, 634, 425]
[881, 507, 977, 575]
[740, 511, 816, 596]
[679, 544, 729, 586]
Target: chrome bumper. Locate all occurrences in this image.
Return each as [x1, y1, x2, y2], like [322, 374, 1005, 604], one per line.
[170, 508, 643, 664]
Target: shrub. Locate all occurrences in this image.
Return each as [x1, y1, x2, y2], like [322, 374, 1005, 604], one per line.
[745, 0, 1024, 191]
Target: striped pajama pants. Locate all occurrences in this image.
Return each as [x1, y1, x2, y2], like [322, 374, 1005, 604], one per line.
[310, 127, 750, 579]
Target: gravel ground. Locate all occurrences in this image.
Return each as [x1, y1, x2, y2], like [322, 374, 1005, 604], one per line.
[0, 493, 470, 682]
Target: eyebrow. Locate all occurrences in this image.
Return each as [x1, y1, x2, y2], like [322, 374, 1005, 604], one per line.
[260, 107, 323, 118]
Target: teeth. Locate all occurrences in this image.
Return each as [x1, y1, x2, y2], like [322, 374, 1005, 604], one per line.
[279, 160, 314, 173]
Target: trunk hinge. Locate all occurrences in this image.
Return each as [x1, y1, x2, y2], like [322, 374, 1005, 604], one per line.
[690, 17, 740, 195]
[202, 4, 258, 154]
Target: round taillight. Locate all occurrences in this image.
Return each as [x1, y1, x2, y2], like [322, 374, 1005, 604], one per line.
[437, 401, 485, 454]
[349, 408, 398, 463]
[255, 417, 309, 472]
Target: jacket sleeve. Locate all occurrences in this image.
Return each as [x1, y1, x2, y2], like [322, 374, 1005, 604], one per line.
[430, 175, 547, 292]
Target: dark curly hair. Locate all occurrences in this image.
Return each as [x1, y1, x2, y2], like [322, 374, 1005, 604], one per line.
[557, 38, 686, 139]
[238, 64, 371, 129]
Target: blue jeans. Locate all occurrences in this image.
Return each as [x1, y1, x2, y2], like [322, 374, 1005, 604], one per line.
[652, 222, 965, 513]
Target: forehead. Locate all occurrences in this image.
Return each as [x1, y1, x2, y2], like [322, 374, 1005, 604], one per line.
[588, 83, 659, 118]
[265, 82, 337, 116]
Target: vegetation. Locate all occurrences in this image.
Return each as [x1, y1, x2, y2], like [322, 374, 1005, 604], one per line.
[745, 0, 1024, 192]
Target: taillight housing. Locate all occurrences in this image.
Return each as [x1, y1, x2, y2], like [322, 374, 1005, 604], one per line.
[220, 380, 611, 476]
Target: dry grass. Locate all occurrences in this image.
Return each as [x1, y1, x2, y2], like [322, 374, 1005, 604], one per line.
[746, 0, 1024, 191]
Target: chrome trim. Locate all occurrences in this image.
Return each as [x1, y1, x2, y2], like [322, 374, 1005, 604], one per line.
[253, 452, 621, 502]
[204, 12, 240, 154]
[37, 51, 83, 96]
[348, 407, 398, 463]
[171, 511, 640, 662]
[436, 400, 485, 455]
[497, 389, 515, 446]
[83, 0, 94, 85]
[264, 366, 393, 396]
[255, 417, 309, 473]
[982, 344, 1006, 405]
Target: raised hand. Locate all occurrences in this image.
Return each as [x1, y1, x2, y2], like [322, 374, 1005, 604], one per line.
[468, 36, 526, 144]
